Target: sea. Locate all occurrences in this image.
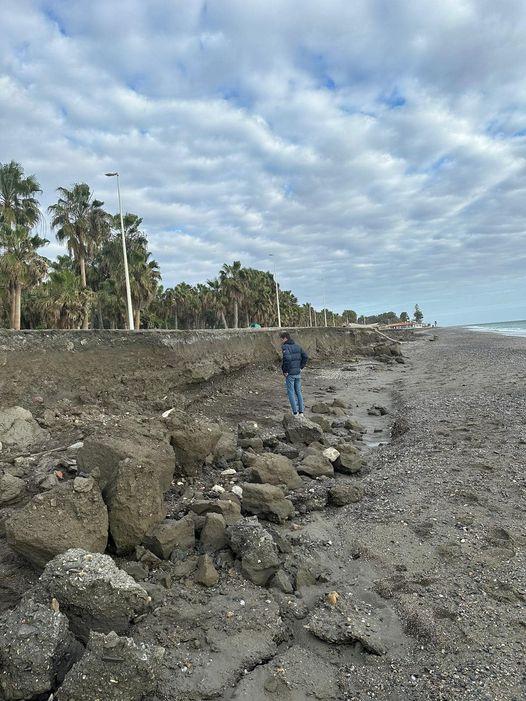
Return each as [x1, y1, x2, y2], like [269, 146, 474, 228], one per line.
[465, 320, 526, 337]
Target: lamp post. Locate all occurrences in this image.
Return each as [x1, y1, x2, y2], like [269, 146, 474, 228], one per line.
[105, 172, 134, 331]
[269, 254, 281, 328]
[322, 283, 328, 327]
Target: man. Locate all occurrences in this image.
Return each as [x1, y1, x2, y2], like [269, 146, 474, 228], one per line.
[280, 331, 308, 416]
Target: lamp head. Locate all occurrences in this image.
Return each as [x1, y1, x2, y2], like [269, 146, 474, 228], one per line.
[105, 172, 118, 177]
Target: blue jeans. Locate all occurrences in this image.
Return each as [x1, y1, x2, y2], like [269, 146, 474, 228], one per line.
[285, 374, 304, 414]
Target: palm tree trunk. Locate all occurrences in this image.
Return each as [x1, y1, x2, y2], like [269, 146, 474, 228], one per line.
[9, 285, 16, 329]
[134, 309, 140, 329]
[221, 311, 228, 329]
[174, 306, 178, 330]
[233, 300, 238, 329]
[14, 283, 22, 331]
[78, 256, 89, 329]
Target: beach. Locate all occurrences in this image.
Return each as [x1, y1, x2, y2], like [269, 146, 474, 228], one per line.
[0, 327, 524, 700]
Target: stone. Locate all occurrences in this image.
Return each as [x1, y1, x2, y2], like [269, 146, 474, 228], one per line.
[165, 413, 223, 477]
[227, 518, 281, 586]
[329, 483, 364, 506]
[282, 415, 323, 445]
[200, 512, 227, 551]
[231, 485, 243, 498]
[0, 597, 82, 701]
[195, 553, 219, 587]
[5, 481, 108, 569]
[238, 437, 264, 451]
[237, 421, 260, 439]
[367, 405, 388, 416]
[271, 441, 300, 459]
[335, 445, 363, 474]
[322, 447, 340, 462]
[40, 549, 150, 641]
[122, 561, 148, 581]
[189, 498, 242, 525]
[143, 515, 195, 560]
[270, 569, 294, 594]
[241, 450, 258, 467]
[77, 432, 175, 492]
[311, 402, 331, 414]
[332, 398, 347, 408]
[213, 432, 237, 461]
[297, 454, 334, 478]
[328, 406, 347, 417]
[0, 473, 25, 505]
[310, 415, 332, 432]
[241, 483, 294, 523]
[250, 453, 302, 489]
[0, 406, 49, 451]
[344, 418, 366, 432]
[55, 631, 164, 701]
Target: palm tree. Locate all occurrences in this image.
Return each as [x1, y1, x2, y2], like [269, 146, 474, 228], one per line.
[220, 260, 245, 328]
[0, 227, 48, 329]
[48, 183, 110, 328]
[207, 278, 228, 328]
[0, 161, 41, 230]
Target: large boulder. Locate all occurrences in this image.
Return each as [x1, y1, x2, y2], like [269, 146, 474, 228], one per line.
[297, 454, 334, 478]
[143, 515, 195, 559]
[56, 631, 164, 701]
[165, 413, 222, 477]
[250, 454, 302, 489]
[241, 483, 294, 523]
[40, 549, 150, 641]
[0, 473, 25, 506]
[335, 444, 363, 474]
[227, 518, 281, 585]
[77, 434, 175, 553]
[77, 433, 175, 492]
[0, 406, 49, 452]
[104, 458, 166, 554]
[0, 597, 82, 701]
[5, 478, 108, 569]
[282, 415, 323, 445]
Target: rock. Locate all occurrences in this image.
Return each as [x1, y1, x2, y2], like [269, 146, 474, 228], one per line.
[213, 432, 237, 461]
[241, 483, 294, 523]
[0, 406, 49, 451]
[310, 415, 332, 432]
[344, 418, 366, 432]
[77, 432, 175, 492]
[322, 447, 340, 462]
[165, 412, 222, 478]
[368, 405, 388, 416]
[5, 481, 108, 569]
[237, 421, 260, 439]
[335, 445, 363, 474]
[311, 402, 331, 414]
[282, 415, 323, 445]
[143, 515, 195, 559]
[195, 553, 219, 587]
[0, 597, 82, 701]
[329, 483, 364, 506]
[40, 549, 150, 641]
[0, 473, 25, 505]
[72, 475, 94, 493]
[55, 631, 164, 701]
[271, 441, 300, 459]
[297, 454, 334, 478]
[290, 483, 329, 513]
[189, 498, 242, 525]
[306, 595, 388, 655]
[122, 561, 148, 581]
[200, 512, 227, 551]
[250, 453, 302, 489]
[227, 518, 281, 585]
[270, 569, 294, 594]
[332, 398, 347, 408]
[238, 437, 264, 451]
[241, 450, 258, 467]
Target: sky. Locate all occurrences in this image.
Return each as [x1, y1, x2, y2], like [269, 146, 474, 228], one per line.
[2, 1, 526, 325]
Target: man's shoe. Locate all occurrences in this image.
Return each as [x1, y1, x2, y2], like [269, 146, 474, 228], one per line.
[299, 412, 304, 417]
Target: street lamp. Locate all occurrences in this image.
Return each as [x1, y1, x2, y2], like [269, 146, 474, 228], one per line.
[269, 254, 281, 328]
[322, 283, 328, 327]
[105, 172, 135, 331]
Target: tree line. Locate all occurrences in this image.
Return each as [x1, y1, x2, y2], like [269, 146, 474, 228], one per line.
[0, 161, 423, 331]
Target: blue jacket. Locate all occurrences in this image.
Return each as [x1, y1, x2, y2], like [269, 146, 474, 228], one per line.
[282, 339, 308, 375]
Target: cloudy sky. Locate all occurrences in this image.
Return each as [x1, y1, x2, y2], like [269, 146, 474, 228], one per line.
[2, 0, 526, 325]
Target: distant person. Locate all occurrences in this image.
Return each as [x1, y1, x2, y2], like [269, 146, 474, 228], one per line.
[280, 331, 308, 416]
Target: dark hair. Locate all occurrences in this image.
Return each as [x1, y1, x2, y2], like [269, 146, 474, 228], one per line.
[280, 331, 291, 340]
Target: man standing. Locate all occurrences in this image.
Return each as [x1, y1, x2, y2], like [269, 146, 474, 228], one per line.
[280, 331, 308, 416]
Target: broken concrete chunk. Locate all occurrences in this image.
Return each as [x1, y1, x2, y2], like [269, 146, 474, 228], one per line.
[227, 518, 281, 586]
[283, 414, 323, 445]
[55, 631, 164, 701]
[165, 413, 222, 477]
[143, 515, 195, 559]
[0, 597, 82, 701]
[40, 549, 150, 641]
[5, 481, 108, 569]
[241, 483, 294, 523]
